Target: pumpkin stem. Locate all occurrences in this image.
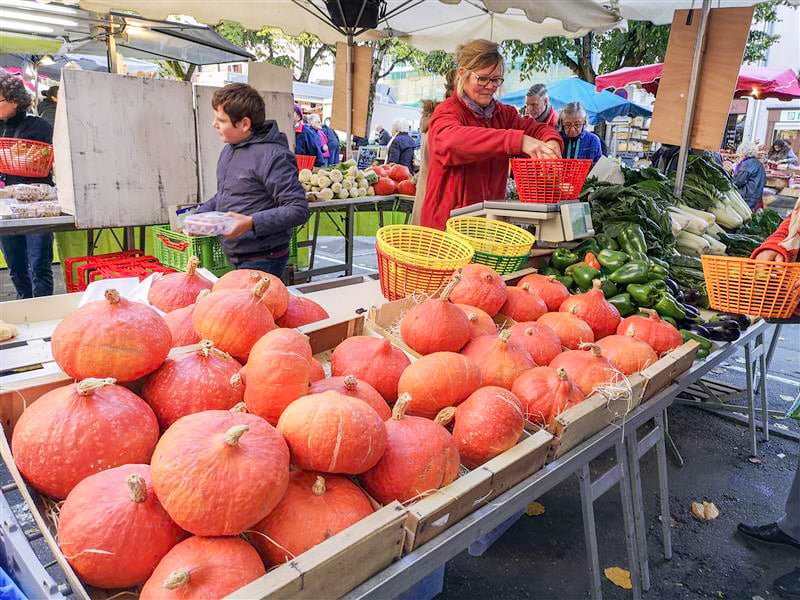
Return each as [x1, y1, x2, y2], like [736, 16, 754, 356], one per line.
[186, 256, 199, 277]
[569, 305, 578, 315]
[440, 273, 462, 302]
[547, 275, 558, 283]
[253, 277, 270, 299]
[467, 312, 478, 322]
[392, 393, 412, 420]
[498, 329, 512, 344]
[76, 377, 116, 396]
[343, 375, 358, 391]
[579, 342, 603, 357]
[230, 373, 243, 388]
[196, 288, 211, 302]
[230, 402, 247, 413]
[520, 283, 530, 291]
[104, 289, 121, 304]
[641, 308, 660, 320]
[555, 368, 569, 381]
[312, 476, 326, 496]
[127, 474, 147, 503]
[198, 339, 233, 361]
[591, 279, 602, 291]
[224, 424, 249, 446]
[434, 407, 456, 427]
[525, 327, 534, 336]
[163, 570, 190, 590]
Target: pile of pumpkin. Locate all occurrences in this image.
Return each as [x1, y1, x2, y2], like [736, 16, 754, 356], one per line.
[9, 258, 686, 598]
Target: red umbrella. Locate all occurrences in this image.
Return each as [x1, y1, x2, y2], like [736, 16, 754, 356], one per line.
[596, 64, 800, 101]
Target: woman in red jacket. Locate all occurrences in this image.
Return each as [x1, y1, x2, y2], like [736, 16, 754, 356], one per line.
[421, 39, 563, 230]
[751, 200, 800, 312]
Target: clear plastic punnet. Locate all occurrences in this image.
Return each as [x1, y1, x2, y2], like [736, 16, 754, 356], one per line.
[183, 211, 234, 236]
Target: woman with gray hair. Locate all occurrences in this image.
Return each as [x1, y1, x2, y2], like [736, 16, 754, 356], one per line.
[558, 102, 603, 165]
[524, 83, 558, 128]
[387, 118, 415, 171]
[733, 140, 766, 210]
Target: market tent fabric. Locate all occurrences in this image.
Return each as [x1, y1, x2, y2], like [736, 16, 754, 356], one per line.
[500, 78, 652, 125]
[596, 64, 800, 101]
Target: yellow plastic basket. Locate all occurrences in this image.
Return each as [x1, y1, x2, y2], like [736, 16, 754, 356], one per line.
[446, 216, 534, 274]
[376, 225, 474, 300]
[701, 255, 800, 319]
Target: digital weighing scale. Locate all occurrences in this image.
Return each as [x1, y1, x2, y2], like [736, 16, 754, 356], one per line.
[450, 200, 594, 244]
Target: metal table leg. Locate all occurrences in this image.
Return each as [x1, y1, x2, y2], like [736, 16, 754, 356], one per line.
[655, 411, 673, 561]
[308, 210, 322, 273]
[764, 323, 782, 371]
[744, 341, 758, 457]
[345, 204, 355, 276]
[578, 465, 602, 600]
[757, 332, 769, 442]
[616, 440, 643, 600]
[625, 430, 650, 591]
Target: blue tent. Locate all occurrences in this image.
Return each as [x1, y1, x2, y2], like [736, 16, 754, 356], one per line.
[500, 78, 652, 125]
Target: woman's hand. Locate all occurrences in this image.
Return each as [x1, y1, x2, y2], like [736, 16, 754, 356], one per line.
[522, 135, 560, 159]
[753, 249, 784, 262]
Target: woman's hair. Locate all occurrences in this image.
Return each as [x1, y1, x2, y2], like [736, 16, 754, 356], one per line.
[772, 139, 789, 149]
[737, 140, 760, 158]
[560, 102, 588, 123]
[455, 39, 503, 96]
[392, 118, 410, 133]
[0, 73, 32, 113]
[307, 113, 321, 126]
[444, 69, 457, 99]
[526, 83, 548, 99]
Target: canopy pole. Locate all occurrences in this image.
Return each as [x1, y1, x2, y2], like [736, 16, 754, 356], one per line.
[106, 17, 122, 74]
[674, 0, 712, 197]
[346, 33, 354, 160]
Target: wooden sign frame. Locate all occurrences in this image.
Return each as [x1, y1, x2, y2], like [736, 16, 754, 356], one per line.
[331, 42, 373, 138]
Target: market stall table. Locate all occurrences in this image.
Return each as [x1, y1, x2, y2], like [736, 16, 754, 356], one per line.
[0, 215, 77, 236]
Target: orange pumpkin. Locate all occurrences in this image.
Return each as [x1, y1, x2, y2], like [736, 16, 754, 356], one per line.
[499, 286, 547, 322]
[192, 279, 275, 362]
[141, 341, 244, 429]
[310, 358, 326, 382]
[331, 336, 411, 402]
[12, 378, 159, 499]
[516, 273, 570, 312]
[537, 312, 595, 350]
[373, 176, 397, 195]
[251, 472, 374, 565]
[440, 386, 524, 468]
[277, 391, 387, 474]
[140, 536, 265, 600]
[559, 280, 621, 340]
[397, 352, 482, 419]
[507, 321, 563, 365]
[151, 410, 290, 535]
[240, 349, 311, 425]
[213, 269, 290, 318]
[310, 375, 392, 420]
[388, 164, 412, 182]
[454, 303, 497, 339]
[360, 395, 460, 504]
[400, 276, 471, 355]
[58, 464, 185, 588]
[549, 344, 617, 396]
[51, 289, 171, 382]
[460, 330, 535, 390]
[511, 367, 584, 426]
[163, 289, 209, 348]
[396, 179, 416, 196]
[276, 295, 330, 328]
[148, 256, 213, 313]
[596, 334, 658, 375]
[449, 264, 507, 316]
[250, 328, 313, 362]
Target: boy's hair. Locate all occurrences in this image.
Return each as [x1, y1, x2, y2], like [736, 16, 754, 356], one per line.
[212, 83, 265, 128]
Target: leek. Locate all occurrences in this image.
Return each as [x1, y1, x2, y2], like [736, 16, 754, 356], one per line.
[677, 231, 711, 256]
[702, 234, 727, 255]
[677, 204, 716, 225]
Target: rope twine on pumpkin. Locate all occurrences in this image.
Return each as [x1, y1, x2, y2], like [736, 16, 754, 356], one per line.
[591, 363, 636, 442]
[244, 529, 297, 561]
[41, 496, 64, 540]
[76, 377, 116, 396]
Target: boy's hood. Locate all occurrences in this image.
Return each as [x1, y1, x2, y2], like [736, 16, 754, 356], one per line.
[232, 119, 287, 149]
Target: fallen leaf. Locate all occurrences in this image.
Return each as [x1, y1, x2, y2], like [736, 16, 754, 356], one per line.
[604, 567, 632, 590]
[749, 457, 762, 464]
[691, 500, 720, 521]
[526, 501, 545, 516]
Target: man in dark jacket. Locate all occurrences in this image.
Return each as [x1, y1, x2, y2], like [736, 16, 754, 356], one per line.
[38, 86, 58, 126]
[0, 73, 55, 299]
[196, 84, 310, 278]
[386, 118, 415, 171]
[375, 125, 391, 146]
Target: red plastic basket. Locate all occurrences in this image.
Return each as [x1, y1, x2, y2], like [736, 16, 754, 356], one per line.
[510, 158, 592, 203]
[64, 251, 144, 292]
[296, 154, 316, 171]
[0, 138, 54, 178]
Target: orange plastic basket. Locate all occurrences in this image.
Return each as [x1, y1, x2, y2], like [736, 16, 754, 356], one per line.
[0, 138, 54, 178]
[296, 154, 316, 171]
[510, 158, 592, 203]
[701, 255, 800, 319]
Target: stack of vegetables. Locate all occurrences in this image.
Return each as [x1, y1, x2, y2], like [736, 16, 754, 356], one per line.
[298, 159, 416, 201]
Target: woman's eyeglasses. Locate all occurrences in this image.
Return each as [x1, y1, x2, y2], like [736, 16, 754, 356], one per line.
[471, 71, 504, 88]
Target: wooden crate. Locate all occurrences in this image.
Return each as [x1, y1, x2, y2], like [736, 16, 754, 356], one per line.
[306, 315, 553, 554]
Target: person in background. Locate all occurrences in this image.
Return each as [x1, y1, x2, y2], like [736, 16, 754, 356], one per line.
[0, 73, 55, 299]
[652, 144, 724, 175]
[195, 84, 309, 278]
[307, 113, 330, 166]
[38, 86, 58, 126]
[293, 104, 325, 167]
[322, 117, 341, 165]
[386, 118, 415, 171]
[768, 139, 798, 166]
[375, 125, 391, 146]
[422, 39, 562, 230]
[732, 140, 766, 211]
[524, 83, 559, 128]
[559, 102, 603, 165]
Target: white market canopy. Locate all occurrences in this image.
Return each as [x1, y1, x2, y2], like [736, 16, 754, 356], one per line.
[75, 0, 784, 52]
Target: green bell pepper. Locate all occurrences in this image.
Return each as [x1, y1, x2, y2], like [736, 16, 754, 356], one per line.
[626, 282, 665, 308]
[661, 316, 678, 328]
[608, 293, 636, 316]
[574, 238, 600, 257]
[595, 233, 619, 251]
[573, 265, 601, 291]
[618, 224, 648, 255]
[564, 261, 587, 276]
[609, 260, 651, 285]
[680, 329, 713, 351]
[628, 251, 650, 264]
[550, 248, 580, 272]
[653, 293, 687, 320]
[598, 277, 619, 298]
[597, 249, 629, 272]
[538, 266, 561, 277]
[646, 263, 669, 281]
[649, 256, 670, 270]
[555, 275, 574, 289]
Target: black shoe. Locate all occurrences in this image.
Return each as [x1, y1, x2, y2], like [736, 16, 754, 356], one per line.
[775, 568, 800, 598]
[737, 522, 800, 550]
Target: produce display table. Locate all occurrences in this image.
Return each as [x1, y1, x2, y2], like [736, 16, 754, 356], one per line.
[0, 215, 77, 236]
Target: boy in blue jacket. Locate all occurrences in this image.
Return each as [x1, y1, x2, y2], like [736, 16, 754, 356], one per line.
[196, 84, 310, 277]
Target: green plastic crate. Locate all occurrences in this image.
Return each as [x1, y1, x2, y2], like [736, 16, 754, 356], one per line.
[153, 225, 233, 277]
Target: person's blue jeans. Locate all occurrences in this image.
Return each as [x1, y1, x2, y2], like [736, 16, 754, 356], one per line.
[237, 256, 289, 279]
[0, 233, 54, 299]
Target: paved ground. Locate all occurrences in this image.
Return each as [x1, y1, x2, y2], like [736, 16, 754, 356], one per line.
[2, 236, 799, 599]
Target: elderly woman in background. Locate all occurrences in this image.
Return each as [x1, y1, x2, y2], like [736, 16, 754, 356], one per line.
[524, 83, 559, 128]
[386, 118, 416, 171]
[293, 104, 325, 167]
[733, 140, 767, 210]
[768, 139, 798, 166]
[559, 102, 604, 165]
[307, 113, 330, 166]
